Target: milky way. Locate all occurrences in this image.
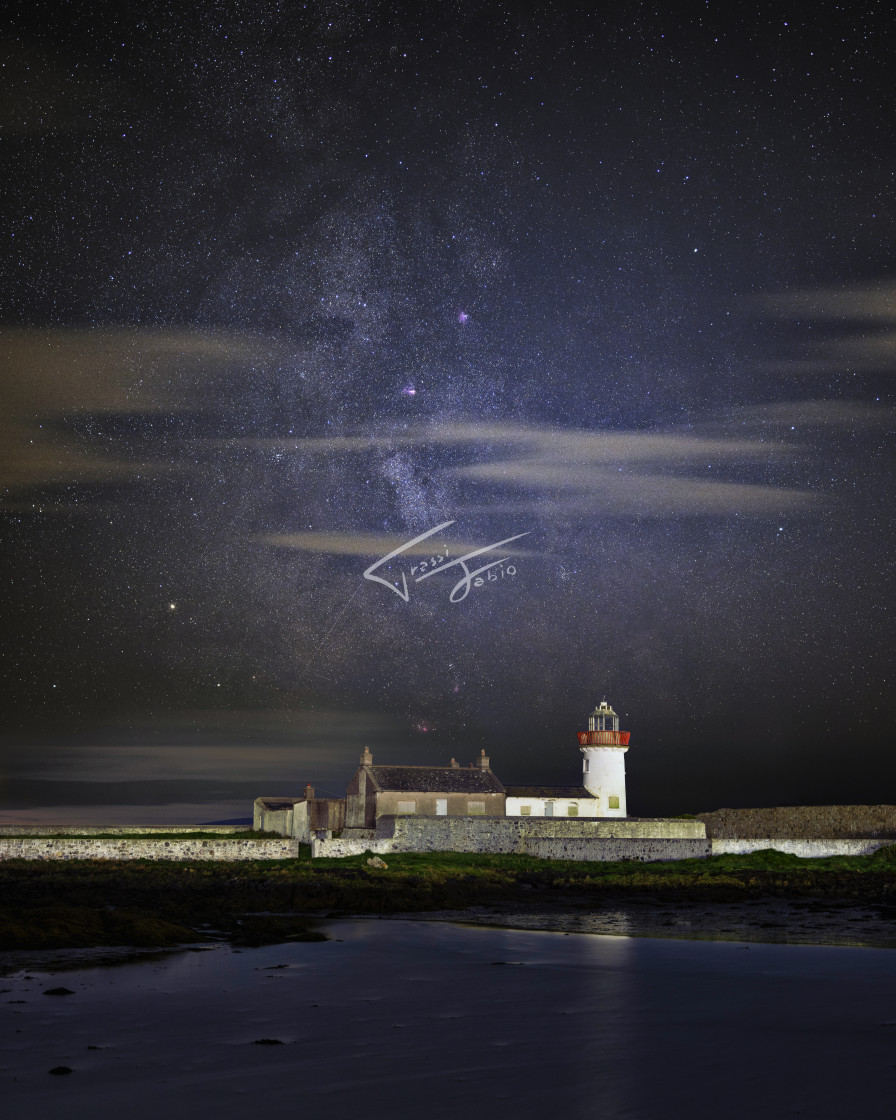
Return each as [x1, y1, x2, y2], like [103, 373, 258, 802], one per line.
[1, 3, 893, 814]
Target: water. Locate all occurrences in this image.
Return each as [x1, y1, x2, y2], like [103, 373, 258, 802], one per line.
[2, 920, 895, 1119]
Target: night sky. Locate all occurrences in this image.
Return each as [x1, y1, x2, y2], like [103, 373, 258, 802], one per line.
[1, 2, 893, 821]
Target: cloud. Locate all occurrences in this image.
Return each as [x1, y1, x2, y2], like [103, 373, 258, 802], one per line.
[719, 400, 894, 430]
[458, 474, 817, 517]
[0, 327, 292, 494]
[755, 336, 896, 375]
[262, 529, 536, 558]
[0, 333, 823, 525]
[754, 281, 896, 323]
[0, 708, 404, 783]
[443, 425, 816, 517]
[200, 422, 767, 465]
[751, 279, 896, 375]
[246, 421, 816, 520]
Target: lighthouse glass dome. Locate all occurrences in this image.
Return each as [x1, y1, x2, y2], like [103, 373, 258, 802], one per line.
[588, 701, 619, 733]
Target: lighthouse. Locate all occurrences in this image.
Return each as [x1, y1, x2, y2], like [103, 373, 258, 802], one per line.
[578, 699, 630, 817]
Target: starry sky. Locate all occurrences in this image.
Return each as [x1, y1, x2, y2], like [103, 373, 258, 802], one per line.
[1, 1, 893, 821]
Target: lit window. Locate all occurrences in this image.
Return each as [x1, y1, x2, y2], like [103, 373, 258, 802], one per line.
[520, 805, 531, 816]
[568, 804, 578, 817]
[608, 795, 620, 809]
[436, 798, 447, 816]
[396, 800, 416, 814]
[468, 801, 485, 815]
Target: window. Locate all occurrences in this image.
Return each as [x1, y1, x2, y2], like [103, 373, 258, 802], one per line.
[468, 801, 485, 815]
[520, 805, 531, 816]
[436, 798, 447, 816]
[396, 800, 416, 814]
[583, 758, 589, 772]
[608, 795, 620, 810]
[545, 802, 554, 817]
[567, 804, 578, 817]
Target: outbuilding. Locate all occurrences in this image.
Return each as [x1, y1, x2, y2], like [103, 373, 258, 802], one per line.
[504, 785, 601, 818]
[254, 785, 345, 841]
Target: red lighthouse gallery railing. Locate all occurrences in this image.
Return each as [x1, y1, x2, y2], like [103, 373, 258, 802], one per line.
[577, 731, 630, 746]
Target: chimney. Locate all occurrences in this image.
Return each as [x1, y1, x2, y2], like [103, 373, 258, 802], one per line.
[477, 749, 490, 769]
[361, 746, 373, 765]
[450, 757, 459, 768]
[304, 783, 315, 801]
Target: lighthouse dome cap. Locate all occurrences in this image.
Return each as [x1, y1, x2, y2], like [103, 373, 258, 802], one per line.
[591, 699, 617, 716]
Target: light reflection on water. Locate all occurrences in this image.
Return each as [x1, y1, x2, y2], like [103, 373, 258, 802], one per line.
[2, 919, 895, 1119]
[410, 898, 896, 949]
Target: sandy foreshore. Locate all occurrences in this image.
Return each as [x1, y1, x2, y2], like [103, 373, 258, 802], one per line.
[403, 893, 896, 948]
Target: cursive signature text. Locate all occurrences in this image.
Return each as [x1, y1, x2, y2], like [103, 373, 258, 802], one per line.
[363, 520, 530, 603]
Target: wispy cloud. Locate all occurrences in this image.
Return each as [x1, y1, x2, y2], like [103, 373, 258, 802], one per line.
[718, 400, 894, 430]
[0, 327, 291, 494]
[752, 279, 896, 375]
[200, 423, 769, 465]
[0, 327, 826, 524]
[258, 422, 818, 520]
[262, 529, 533, 558]
[444, 425, 816, 517]
[458, 474, 817, 517]
[754, 281, 896, 323]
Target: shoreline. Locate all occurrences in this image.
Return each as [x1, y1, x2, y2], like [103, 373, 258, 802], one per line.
[392, 895, 896, 950]
[2, 847, 895, 955]
[3, 898, 896, 981]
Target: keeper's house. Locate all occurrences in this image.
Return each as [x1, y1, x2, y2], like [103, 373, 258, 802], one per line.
[345, 747, 505, 830]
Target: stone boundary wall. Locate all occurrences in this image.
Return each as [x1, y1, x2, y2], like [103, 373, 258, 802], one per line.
[513, 837, 709, 862]
[711, 838, 894, 858]
[386, 815, 706, 850]
[0, 825, 250, 837]
[314, 837, 396, 859]
[313, 815, 707, 860]
[697, 806, 896, 840]
[0, 838, 298, 861]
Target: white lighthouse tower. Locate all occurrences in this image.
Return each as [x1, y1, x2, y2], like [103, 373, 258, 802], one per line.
[578, 699, 630, 817]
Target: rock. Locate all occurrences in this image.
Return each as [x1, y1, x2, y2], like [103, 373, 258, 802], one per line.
[43, 987, 75, 996]
[367, 856, 388, 869]
[251, 1038, 284, 1045]
[48, 1066, 74, 1075]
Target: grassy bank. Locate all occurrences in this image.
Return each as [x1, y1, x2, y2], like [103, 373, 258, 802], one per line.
[1, 845, 895, 951]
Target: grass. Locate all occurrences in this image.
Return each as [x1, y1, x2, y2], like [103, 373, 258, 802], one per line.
[0, 844, 894, 951]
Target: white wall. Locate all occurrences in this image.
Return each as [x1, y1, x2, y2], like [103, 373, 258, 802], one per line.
[505, 796, 601, 818]
[581, 747, 627, 816]
[291, 801, 310, 843]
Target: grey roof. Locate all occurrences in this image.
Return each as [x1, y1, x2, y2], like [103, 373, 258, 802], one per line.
[256, 797, 302, 810]
[368, 765, 504, 794]
[503, 785, 594, 799]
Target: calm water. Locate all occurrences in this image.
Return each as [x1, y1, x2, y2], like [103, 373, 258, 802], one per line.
[2, 920, 895, 1119]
